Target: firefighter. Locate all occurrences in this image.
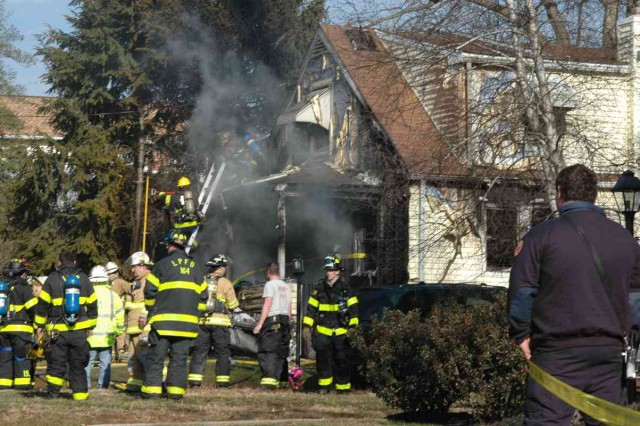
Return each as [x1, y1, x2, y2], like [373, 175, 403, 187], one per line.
[141, 229, 208, 400]
[35, 251, 98, 400]
[106, 261, 129, 361]
[85, 265, 125, 389]
[253, 262, 291, 390]
[122, 252, 153, 393]
[0, 258, 39, 390]
[303, 255, 359, 394]
[188, 254, 240, 388]
[152, 177, 201, 237]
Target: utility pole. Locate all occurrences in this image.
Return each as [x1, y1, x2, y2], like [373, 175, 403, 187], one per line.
[132, 107, 146, 252]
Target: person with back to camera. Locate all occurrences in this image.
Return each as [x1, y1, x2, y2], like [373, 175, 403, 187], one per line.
[508, 164, 640, 425]
[253, 262, 291, 390]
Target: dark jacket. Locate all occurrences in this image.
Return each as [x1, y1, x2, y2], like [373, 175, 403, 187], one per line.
[303, 276, 359, 335]
[508, 202, 640, 351]
[1, 277, 38, 334]
[35, 262, 98, 332]
[144, 248, 207, 339]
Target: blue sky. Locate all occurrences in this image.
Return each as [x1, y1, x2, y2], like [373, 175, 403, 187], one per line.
[5, 0, 355, 97]
[6, 0, 71, 96]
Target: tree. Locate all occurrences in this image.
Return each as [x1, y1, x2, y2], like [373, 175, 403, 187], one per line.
[4, 0, 326, 268]
[0, 0, 34, 96]
[0, 0, 36, 268]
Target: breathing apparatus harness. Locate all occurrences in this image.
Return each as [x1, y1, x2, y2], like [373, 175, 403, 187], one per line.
[204, 276, 226, 316]
[0, 280, 9, 324]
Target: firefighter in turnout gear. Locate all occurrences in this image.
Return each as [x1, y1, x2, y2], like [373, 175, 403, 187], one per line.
[253, 262, 291, 390]
[122, 251, 153, 392]
[303, 255, 359, 393]
[188, 254, 240, 388]
[35, 252, 98, 400]
[141, 230, 208, 400]
[106, 261, 130, 360]
[0, 258, 39, 390]
[151, 176, 202, 237]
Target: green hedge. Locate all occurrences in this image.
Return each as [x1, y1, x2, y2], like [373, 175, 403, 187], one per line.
[353, 293, 526, 421]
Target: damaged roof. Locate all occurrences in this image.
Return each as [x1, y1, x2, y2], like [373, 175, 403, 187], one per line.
[320, 24, 466, 177]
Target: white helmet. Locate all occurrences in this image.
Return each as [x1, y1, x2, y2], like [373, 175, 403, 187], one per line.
[105, 261, 119, 274]
[126, 252, 154, 267]
[89, 265, 109, 283]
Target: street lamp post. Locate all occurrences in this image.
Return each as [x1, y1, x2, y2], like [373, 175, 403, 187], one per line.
[612, 170, 640, 234]
[291, 257, 305, 366]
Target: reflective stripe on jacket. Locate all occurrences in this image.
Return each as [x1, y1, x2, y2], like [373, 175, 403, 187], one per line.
[200, 276, 238, 327]
[0, 278, 38, 334]
[124, 277, 147, 335]
[303, 277, 359, 333]
[35, 264, 98, 332]
[88, 283, 125, 348]
[145, 249, 207, 338]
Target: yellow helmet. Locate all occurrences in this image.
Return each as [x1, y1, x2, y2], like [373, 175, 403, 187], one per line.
[177, 176, 191, 188]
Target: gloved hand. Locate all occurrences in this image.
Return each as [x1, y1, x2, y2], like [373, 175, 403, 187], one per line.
[302, 326, 312, 342]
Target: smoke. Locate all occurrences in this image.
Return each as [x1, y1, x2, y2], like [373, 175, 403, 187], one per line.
[159, 13, 369, 286]
[164, 13, 283, 166]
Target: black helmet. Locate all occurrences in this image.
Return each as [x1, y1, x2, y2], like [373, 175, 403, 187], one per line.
[4, 257, 29, 277]
[206, 254, 228, 268]
[164, 229, 188, 247]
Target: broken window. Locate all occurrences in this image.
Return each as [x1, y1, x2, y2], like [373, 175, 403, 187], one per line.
[483, 187, 551, 270]
[486, 204, 517, 269]
[346, 29, 377, 51]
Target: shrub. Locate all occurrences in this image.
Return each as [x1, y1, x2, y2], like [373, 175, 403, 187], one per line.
[353, 293, 526, 421]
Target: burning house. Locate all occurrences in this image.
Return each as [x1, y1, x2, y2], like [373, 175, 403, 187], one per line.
[220, 17, 640, 287]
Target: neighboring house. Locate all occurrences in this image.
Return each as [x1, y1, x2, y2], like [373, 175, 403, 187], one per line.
[258, 15, 640, 287]
[0, 96, 62, 142]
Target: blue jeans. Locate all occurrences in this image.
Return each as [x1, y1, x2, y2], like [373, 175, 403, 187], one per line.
[86, 347, 112, 389]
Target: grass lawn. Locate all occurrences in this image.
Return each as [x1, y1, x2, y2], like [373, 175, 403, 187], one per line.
[0, 359, 408, 426]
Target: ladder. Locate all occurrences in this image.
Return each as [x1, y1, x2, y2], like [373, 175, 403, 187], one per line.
[185, 161, 226, 254]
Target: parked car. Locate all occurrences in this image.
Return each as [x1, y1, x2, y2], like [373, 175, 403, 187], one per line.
[355, 283, 506, 330]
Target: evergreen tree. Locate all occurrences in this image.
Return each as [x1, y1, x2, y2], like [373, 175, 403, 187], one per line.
[5, 0, 325, 268]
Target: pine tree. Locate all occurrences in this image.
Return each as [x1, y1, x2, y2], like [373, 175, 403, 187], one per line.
[5, 0, 325, 269]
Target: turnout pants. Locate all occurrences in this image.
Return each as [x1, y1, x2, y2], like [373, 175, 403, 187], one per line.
[126, 333, 148, 392]
[312, 331, 351, 391]
[0, 332, 34, 390]
[188, 325, 231, 386]
[257, 323, 291, 388]
[141, 330, 193, 399]
[45, 329, 90, 400]
[525, 345, 623, 426]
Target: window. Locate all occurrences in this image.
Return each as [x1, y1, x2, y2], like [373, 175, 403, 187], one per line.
[486, 205, 517, 269]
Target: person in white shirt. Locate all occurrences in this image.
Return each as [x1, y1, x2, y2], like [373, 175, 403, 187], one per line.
[253, 262, 291, 390]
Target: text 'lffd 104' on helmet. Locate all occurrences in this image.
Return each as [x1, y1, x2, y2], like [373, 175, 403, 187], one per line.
[177, 176, 191, 188]
[105, 261, 119, 274]
[126, 252, 154, 267]
[323, 255, 343, 271]
[206, 254, 228, 268]
[89, 265, 109, 283]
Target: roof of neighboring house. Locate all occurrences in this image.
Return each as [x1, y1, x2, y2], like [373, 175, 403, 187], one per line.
[395, 31, 623, 65]
[0, 96, 62, 139]
[320, 24, 466, 176]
